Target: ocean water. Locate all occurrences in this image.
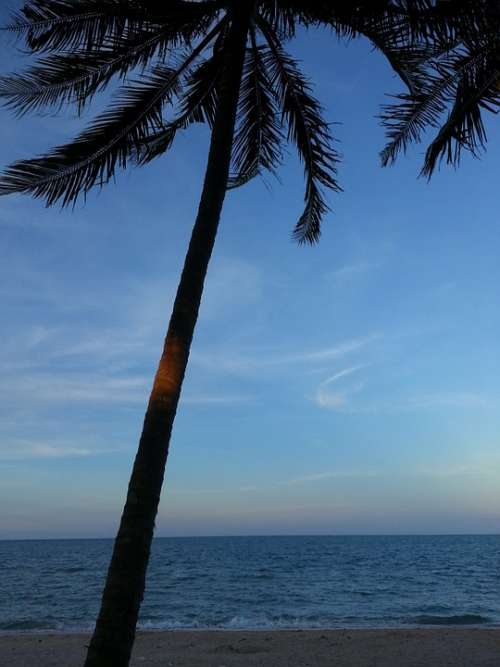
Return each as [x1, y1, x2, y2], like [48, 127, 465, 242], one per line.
[1, 535, 500, 633]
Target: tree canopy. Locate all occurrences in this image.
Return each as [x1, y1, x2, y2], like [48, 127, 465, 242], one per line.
[0, 0, 492, 243]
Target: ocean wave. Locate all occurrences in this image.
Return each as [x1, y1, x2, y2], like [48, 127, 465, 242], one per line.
[0, 619, 94, 634]
[0, 619, 62, 632]
[1, 613, 496, 634]
[138, 613, 342, 631]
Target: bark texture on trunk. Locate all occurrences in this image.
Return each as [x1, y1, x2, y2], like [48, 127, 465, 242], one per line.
[84, 6, 253, 667]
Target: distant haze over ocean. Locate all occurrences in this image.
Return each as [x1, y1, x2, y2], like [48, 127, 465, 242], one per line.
[2, 535, 500, 632]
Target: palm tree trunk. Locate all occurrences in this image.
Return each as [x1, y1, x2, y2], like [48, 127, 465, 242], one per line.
[84, 7, 253, 667]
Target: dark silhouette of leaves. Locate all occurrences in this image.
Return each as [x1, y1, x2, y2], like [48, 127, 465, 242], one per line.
[0, 21, 224, 205]
[258, 16, 340, 244]
[228, 31, 284, 190]
[1, 0, 493, 240]
[380, 1, 500, 175]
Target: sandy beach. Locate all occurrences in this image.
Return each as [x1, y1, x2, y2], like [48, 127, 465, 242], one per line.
[2, 629, 500, 666]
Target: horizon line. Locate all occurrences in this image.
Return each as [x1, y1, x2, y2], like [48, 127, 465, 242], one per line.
[1, 532, 499, 542]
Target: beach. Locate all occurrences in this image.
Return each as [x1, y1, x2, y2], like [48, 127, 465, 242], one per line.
[2, 629, 500, 666]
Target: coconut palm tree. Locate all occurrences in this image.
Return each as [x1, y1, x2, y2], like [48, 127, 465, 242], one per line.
[0, 2, 482, 666]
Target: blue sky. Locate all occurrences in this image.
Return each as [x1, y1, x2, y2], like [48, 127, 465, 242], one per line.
[2, 7, 500, 539]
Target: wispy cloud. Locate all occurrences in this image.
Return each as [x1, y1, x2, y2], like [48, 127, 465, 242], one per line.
[0, 374, 150, 405]
[328, 260, 382, 284]
[192, 335, 377, 375]
[315, 365, 366, 410]
[167, 488, 226, 496]
[0, 440, 113, 461]
[0, 255, 266, 414]
[182, 393, 255, 406]
[167, 484, 260, 496]
[412, 464, 494, 479]
[0, 372, 254, 408]
[282, 464, 497, 487]
[55, 332, 147, 360]
[284, 470, 378, 485]
[369, 392, 497, 415]
[314, 362, 497, 414]
[316, 388, 497, 415]
[319, 365, 367, 387]
[402, 392, 495, 410]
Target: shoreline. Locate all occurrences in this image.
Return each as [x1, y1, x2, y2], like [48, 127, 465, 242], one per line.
[1, 622, 498, 635]
[2, 628, 500, 666]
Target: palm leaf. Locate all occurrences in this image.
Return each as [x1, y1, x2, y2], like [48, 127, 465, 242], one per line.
[6, 0, 148, 53]
[0, 22, 223, 205]
[137, 20, 229, 165]
[257, 2, 297, 40]
[379, 44, 491, 166]
[0, 26, 175, 116]
[228, 31, 283, 190]
[6, 0, 222, 53]
[258, 16, 340, 244]
[0, 66, 178, 206]
[137, 55, 222, 165]
[262, 1, 336, 31]
[422, 45, 500, 176]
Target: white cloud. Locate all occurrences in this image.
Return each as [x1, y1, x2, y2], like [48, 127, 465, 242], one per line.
[285, 470, 378, 485]
[313, 362, 497, 415]
[360, 392, 498, 415]
[182, 393, 254, 406]
[0, 440, 110, 461]
[0, 372, 255, 408]
[0, 374, 150, 404]
[192, 335, 377, 375]
[283, 464, 499, 487]
[167, 488, 226, 496]
[403, 392, 495, 410]
[328, 260, 382, 283]
[315, 365, 366, 411]
[319, 365, 367, 387]
[412, 464, 491, 479]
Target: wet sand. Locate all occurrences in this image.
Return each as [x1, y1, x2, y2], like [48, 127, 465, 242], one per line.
[2, 628, 500, 666]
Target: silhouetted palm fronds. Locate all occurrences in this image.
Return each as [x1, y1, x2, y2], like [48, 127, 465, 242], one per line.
[380, 0, 500, 176]
[1, 1, 490, 240]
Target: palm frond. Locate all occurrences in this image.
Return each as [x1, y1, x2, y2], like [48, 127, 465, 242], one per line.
[6, 0, 147, 53]
[326, 0, 488, 66]
[137, 56, 222, 165]
[368, 32, 440, 94]
[228, 31, 283, 190]
[421, 44, 500, 177]
[258, 16, 340, 244]
[268, 1, 439, 41]
[0, 67, 178, 206]
[5, 0, 222, 53]
[258, 2, 297, 40]
[0, 22, 223, 205]
[0, 26, 175, 116]
[260, 1, 336, 32]
[137, 21, 228, 164]
[379, 44, 491, 166]
[365, 1, 478, 45]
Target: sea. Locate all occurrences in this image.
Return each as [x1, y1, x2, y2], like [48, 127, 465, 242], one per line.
[1, 535, 500, 633]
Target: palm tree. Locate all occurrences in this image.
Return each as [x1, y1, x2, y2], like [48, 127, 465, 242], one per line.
[0, 2, 483, 666]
